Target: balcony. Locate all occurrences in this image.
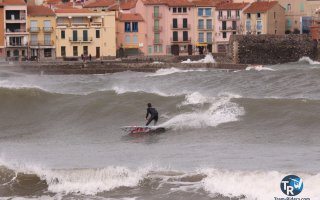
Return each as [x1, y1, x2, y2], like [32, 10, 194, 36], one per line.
[123, 43, 140, 48]
[29, 40, 54, 46]
[198, 25, 213, 30]
[29, 27, 40, 33]
[43, 27, 54, 32]
[152, 13, 162, 19]
[170, 37, 191, 43]
[57, 23, 69, 27]
[7, 42, 28, 47]
[6, 29, 27, 34]
[171, 24, 191, 30]
[91, 22, 102, 27]
[69, 37, 93, 43]
[198, 38, 213, 44]
[218, 15, 240, 21]
[71, 23, 89, 27]
[6, 16, 26, 23]
[219, 26, 238, 32]
[153, 26, 163, 32]
[153, 39, 163, 44]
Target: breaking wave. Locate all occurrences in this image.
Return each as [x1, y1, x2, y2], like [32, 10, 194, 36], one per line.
[298, 56, 320, 65]
[146, 67, 207, 77]
[181, 54, 216, 64]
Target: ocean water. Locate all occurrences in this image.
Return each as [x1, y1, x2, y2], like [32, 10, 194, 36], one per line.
[0, 58, 320, 200]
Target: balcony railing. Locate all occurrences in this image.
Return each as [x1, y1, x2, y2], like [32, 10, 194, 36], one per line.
[170, 37, 191, 43]
[171, 24, 191, 30]
[152, 13, 162, 19]
[123, 43, 140, 48]
[29, 27, 40, 33]
[30, 40, 54, 46]
[153, 39, 163, 44]
[6, 29, 27, 33]
[43, 27, 54, 32]
[69, 37, 93, 43]
[57, 23, 69, 27]
[71, 23, 89, 27]
[218, 15, 240, 20]
[91, 22, 102, 27]
[7, 42, 28, 47]
[198, 38, 213, 44]
[219, 26, 238, 31]
[153, 26, 162, 32]
[198, 25, 213, 30]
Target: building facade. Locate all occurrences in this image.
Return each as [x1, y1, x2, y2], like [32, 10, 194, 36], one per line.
[27, 5, 56, 60]
[0, 2, 4, 59]
[4, 0, 28, 61]
[215, 2, 249, 52]
[54, 8, 116, 60]
[243, 1, 285, 35]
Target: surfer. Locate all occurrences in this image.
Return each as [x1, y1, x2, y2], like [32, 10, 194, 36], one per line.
[146, 103, 158, 126]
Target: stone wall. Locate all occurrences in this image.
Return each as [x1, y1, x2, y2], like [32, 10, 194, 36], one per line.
[229, 34, 317, 65]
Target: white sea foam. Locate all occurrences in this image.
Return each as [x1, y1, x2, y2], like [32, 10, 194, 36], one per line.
[245, 65, 275, 71]
[147, 67, 207, 77]
[298, 56, 320, 65]
[200, 168, 320, 200]
[181, 54, 216, 64]
[160, 92, 244, 130]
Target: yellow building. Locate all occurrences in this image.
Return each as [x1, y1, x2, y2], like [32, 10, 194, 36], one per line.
[54, 7, 116, 60]
[243, 1, 285, 35]
[27, 5, 56, 60]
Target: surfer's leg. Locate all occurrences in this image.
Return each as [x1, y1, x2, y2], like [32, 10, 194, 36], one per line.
[146, 116, 154, 126]
[154, 115, 158, 125]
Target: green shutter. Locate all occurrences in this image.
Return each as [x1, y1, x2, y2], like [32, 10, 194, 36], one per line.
[300, 3, 304, 12]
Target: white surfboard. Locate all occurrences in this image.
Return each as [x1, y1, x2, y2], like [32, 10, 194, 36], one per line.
[121, 126, 165, 134]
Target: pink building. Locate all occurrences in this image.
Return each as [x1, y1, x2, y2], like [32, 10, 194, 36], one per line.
[215, 2, 248, 52]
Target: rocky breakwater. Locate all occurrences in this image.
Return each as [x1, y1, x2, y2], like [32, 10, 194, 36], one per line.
[229, 34, 317, 65]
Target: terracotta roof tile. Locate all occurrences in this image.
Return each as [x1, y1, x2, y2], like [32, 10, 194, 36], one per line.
[120, 0, 137, 10]
[83, 0, 115, 8]
[141, 0, 168, 5]
[193, 0, 227, 7]
[216, 2, 248, 10]
[244, 1, 279, 13]
[55, 7, 96, 13]
[3, 0, 26, 5]
[46, 0, 62, 4]
[118, 13, 144, 21]
[27, 5, 55, 16]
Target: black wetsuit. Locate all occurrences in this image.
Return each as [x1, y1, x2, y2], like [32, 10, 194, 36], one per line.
[146, 107, 158, 126]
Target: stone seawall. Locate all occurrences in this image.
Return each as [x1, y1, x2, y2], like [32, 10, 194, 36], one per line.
[19, 62, 247, 75]
[229, 34, 317, 65]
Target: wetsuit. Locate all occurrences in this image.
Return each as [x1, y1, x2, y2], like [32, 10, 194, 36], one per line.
[146, 107, 158, 126]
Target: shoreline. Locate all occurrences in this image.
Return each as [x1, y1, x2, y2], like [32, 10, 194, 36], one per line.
[1, 61, 248, 75]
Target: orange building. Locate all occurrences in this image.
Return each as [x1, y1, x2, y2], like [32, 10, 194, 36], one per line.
[0, 2, 4, 59]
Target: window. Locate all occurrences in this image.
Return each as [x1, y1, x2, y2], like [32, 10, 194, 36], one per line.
[274, 12, 276, 19]
[73, 46, 78, 56]
[232, 21, 237, 30]
[44, 49, 52, 57]
[61, 46, 66, 57]
[154, 33, 160, 43]
[173, 7, 177, 13]
[31, 34, 37, 45]
[222, 21, 226, 30]
[205, 8, 211, 16]
[154, 6, 159, 15]
[300, 3, 304, 12]
[61, 30, 65, 39]
[44, 34, 51, 45]
[257, 13, 261, 19]
[198, 8, 203, 16]
[183, 31, 188, 41]
[198, 32, 204, 43]
[30, 20, 38, 32]
[83, 46, 88, 56]
[125, 22, 131, 32]
[96, 30, 100, 38]
[236, 10, 240, 17]
[132, 22, 138, 32]
[148, 45, 152, 54]
[232, 32, 236, 35]
[173, 31, 178, 41]
[287, 19, 292, 28]
[222, 32, 227, 39]
[178, 7, 182, 13]
[198, 19, 204, 29]
[247, 13, 251, 19]
[207, 32, 212, 43]
[183, 18, 188, 28]
[246, 20, 251, 32]
[206, 19, 212, 29]
[73, 30, 77, 41]
[133, 35, 138, 43]
[219, 11, 222, 17]
[173, 18, 178, 28]
[44, 20, 51, 31]
[125, 35, 130, 43]
[256, 20, 262, 31]
[83, 30, 88, 41]
[183, 7, 187, 13]
[287, 4, 291, 12]
[227, 10, 231, 18]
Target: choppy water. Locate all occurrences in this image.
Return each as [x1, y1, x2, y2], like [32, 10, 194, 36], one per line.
[0, 57, 320, 200]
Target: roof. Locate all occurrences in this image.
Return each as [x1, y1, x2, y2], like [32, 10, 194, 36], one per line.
[244, 1, 278, 13]
[216, 2, 248, 10]
[2, 0, 26, 5]
[46, 0, 61, 4]
[141, 0, 167, 5]
[120, 0, 137, 10]
[193, 0, 226, 7]
[54, 7, 96, 13]
[83, 0, 115, 8]
[118, 13, 144, 21]
[141, 0, 229, 7]
[27, 5, 55, 16]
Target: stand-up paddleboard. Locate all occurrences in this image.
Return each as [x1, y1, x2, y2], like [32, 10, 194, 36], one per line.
[121, 126, 166, 134]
